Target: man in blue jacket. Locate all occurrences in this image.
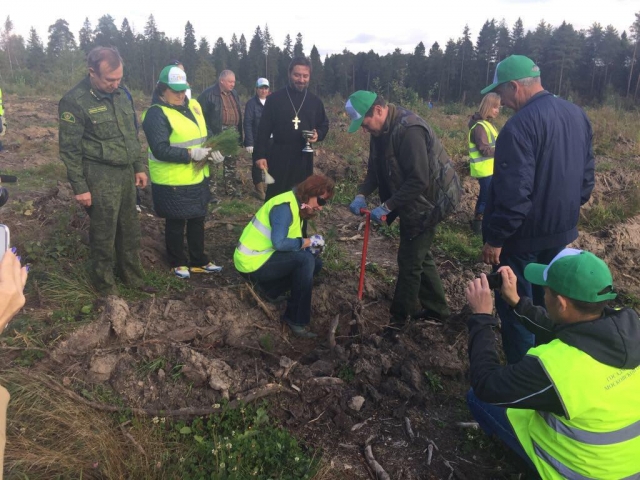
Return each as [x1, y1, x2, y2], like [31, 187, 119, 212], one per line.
[480, 55, 595, 364]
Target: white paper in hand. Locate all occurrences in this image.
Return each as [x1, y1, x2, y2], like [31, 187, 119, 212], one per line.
[264, 169, 275, 185]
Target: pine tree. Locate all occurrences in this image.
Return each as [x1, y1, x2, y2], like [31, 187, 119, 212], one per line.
[182, 21, 198, 75]
[512, 18, 525, 54]
[47, 19, 76, 59]
[247, 26, 264, 81]
[94, 15, 118, 47]
[309, 45, 323, 94]
[212, 37, 229, 78]
[293, 33, 304, 57]
[26, 27, 46, 73]
[78, 17, 94, 54]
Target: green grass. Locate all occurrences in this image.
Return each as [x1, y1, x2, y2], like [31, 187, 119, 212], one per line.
[580, 188, 640, 231]
[215, 199, 256, 216]
[435, 223, 483, 264]
[3, 162, 68, 192]
[170, 403, 320, 479]
[321, 227, 356, 272]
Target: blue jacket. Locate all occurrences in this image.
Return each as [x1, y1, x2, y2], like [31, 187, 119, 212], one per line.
[484, 91, 594, 253]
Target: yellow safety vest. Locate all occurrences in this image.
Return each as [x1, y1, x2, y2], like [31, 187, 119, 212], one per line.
[468, 120, 498, 178]
[0, 87, 4, 116]
[507, 339, 640, 480]
[234, 191, 302, 273]
[143, 100, 209, 186]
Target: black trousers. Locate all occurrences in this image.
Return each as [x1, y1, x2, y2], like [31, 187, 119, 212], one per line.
[165, 216, 209, 268]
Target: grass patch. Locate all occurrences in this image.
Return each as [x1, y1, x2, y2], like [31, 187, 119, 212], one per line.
[215, 199, 256, 217]
[171, 403, 320, 479]
[435, 223, 483, 264]
[1, 369, 169, 479]
[322, 227, 355, 272]
[580, 187, 640, 231]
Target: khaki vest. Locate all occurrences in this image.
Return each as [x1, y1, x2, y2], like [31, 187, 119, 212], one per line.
[507, 339, 640, 479]
[468, 120, 498, 178]
[234, 191, 302, 273]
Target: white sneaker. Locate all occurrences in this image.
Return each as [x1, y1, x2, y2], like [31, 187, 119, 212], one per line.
[173, 266, 190, 279]
[190, 262, 223, 274]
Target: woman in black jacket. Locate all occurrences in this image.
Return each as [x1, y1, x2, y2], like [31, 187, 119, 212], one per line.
[142, 65, 224, 279]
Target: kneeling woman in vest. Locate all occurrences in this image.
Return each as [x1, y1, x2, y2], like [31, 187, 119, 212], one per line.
[467, 93, 500, 234]
[234, 174, 334, 338]
[142, 65, 224, 279]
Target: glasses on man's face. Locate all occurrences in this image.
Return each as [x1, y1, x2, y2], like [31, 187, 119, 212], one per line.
[317, 196, 328, 206]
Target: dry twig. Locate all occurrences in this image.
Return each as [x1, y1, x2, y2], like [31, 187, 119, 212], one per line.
[245, 284, 277, 322]
[328, 314, 340, 349]
[404, 417, 415, 441]
[364, 445, 391, 480]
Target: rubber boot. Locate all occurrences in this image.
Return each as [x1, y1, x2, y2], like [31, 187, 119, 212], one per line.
[253, 182, 266, 201]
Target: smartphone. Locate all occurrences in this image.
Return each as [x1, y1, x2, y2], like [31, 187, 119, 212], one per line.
[0, 224, 9, 262]
[486, 271, 503, 290]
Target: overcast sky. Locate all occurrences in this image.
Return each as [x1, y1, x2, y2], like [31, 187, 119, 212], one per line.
[4, 0, 639, 58]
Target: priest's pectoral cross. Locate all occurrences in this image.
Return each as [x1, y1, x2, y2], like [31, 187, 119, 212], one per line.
[292, 116, 300, 130]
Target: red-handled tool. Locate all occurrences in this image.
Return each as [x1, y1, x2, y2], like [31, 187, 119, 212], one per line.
[357, 208, 386, 300]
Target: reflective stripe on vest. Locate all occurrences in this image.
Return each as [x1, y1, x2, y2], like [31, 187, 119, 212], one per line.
[468, 120, 497, 178]
[233, 191, 302, 273]
[507, 339, 640, 480]
[144, 100, 209, 185]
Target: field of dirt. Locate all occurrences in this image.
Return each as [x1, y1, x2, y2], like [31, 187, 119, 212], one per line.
[1, 94, 639, 479]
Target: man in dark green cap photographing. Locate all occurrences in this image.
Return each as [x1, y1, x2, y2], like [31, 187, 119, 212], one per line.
[465, 248, 640, 479]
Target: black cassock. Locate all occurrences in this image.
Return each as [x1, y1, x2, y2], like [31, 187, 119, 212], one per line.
[254, 85, 329, 201]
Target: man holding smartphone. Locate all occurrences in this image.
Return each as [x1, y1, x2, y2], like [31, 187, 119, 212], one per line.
[59, 47, 149, 296]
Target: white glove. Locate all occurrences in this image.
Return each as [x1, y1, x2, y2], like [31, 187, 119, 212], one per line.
[245, 146, 254, 154]
[310, 234, 325, 248]
[190, 148, 211, 161]
[210, 150, 224, 164]
[0, 116, 5, 137]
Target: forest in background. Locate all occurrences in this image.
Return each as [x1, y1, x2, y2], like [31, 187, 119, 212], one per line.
[0, 12, 639, 105]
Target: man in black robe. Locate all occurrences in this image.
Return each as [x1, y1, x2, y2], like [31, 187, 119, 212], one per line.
[254, 57, 329, 201]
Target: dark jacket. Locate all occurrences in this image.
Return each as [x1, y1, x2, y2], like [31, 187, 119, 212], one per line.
[468, 297, 640, 417]
[196, 82, 243, 142]
[141, 99, 210, 220]
[484, 91, 595, 253]
[358, 104, 461, 239]
[243, 95, 265, 147]
[58, 76, 144, 195]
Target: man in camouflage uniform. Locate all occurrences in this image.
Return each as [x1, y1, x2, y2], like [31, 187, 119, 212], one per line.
[197, 70, 243, 198]
[346, 91, 462, 327]
[58, 46, 148, 296]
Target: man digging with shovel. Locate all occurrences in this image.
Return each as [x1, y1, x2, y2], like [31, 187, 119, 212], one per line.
[346, 91, 462, 329]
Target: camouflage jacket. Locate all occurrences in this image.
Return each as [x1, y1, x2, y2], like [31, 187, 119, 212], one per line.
[58, 76, 144, 195]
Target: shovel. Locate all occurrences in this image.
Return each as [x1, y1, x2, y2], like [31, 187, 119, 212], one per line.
[351, 208, 386, 335]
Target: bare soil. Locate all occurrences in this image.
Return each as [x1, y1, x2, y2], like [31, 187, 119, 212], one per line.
[1, 94, 639, 479]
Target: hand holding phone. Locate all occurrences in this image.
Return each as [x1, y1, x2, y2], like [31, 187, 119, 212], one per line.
[486, 271, 503, 290]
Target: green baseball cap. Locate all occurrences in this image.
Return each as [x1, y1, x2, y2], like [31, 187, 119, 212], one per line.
[524, 249, 617, 303]
[346, 90, 377, 133]
[481, 55, 540, 94]
[158, 65, 189, 92]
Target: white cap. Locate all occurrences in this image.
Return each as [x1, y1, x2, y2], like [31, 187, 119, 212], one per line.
[256, 78, 270, 87]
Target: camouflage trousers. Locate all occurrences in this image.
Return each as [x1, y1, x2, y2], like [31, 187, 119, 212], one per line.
[209, 155, 239, 197]
[84, 161, 144, 295]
